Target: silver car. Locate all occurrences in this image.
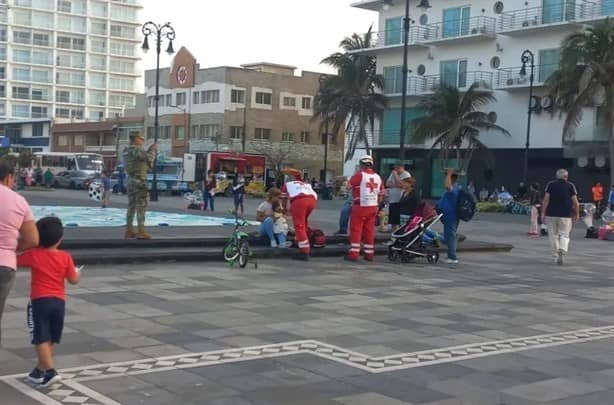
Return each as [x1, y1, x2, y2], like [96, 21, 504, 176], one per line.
[53, 170, 93, 189]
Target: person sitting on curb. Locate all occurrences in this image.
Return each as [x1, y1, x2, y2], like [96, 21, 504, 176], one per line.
[256, 188, 289, 248]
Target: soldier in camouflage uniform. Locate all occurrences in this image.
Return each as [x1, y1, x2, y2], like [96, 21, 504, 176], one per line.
[123, 133, 156, 239]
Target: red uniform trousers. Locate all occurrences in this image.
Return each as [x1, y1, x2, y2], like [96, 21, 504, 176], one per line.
[348, 205, 378, 260]
[290, 196, 317, 255]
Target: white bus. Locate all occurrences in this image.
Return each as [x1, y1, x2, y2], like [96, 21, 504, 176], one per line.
[34, 152, 104, 175]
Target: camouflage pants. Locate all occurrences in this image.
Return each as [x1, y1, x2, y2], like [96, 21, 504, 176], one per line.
[127, 178, 149, 230]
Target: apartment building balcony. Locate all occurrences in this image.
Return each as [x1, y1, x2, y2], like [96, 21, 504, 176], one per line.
[423, 16, 496, 45]
[498, 2, 590, 35]
[496, 64, 558, 90]
[385, 71, 494, 97]
[350, 0, 386, 11]
[350, 26, 430, 54]
[578, 0, 614, 23]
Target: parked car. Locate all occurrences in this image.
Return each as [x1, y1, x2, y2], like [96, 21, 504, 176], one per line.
[86, 172, 126, 194]
[53, 170, 93, 189]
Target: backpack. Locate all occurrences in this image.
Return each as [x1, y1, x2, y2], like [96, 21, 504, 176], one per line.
[585, 226, 599, 239]
[308, 228, 326, 248]
[456, 189, 476, 222]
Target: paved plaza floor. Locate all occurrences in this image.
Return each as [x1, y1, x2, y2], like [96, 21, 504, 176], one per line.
[2, 220, 614, 405]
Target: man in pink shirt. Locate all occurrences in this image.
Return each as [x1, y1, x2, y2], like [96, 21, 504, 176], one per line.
[0, 160, 39, 343]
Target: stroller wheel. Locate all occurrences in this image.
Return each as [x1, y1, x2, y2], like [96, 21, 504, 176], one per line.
[387, 247, 399, 262]
[401, 253, 412, 263]
[427, 252, 440, 264]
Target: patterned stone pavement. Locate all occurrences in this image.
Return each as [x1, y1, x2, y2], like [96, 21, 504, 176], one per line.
[1, 218, 614, 404]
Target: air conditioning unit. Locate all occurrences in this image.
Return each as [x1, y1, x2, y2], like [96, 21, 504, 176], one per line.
[506, 78, 514, 86]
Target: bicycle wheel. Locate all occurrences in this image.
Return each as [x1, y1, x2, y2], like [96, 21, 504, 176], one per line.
[238, 238, 249, 268]
[223, 239, 240, 262]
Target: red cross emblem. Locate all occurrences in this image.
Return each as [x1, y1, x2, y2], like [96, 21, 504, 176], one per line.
[366, 177, 379, 193]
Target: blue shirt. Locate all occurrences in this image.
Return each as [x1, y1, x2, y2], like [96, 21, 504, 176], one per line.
[438, 184, 460, 225]
[102, 177, 111, 191]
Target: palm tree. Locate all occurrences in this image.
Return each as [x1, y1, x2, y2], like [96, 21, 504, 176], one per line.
[547, 19, 614, 185]
[314, 27, 387, 162]
[412, 82, 510, 174]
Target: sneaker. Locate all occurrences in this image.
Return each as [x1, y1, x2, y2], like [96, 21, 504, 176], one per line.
[28, 368, 44, 384]
[446, 259, 459, 264]
[557, 250, 564, 266]
[270, 241, 278, 248]
[40, 369, 61, 387]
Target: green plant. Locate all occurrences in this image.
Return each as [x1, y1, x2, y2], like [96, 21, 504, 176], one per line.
[476, 202, 505, 213]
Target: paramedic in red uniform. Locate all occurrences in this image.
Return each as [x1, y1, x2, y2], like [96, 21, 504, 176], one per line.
[281, 168, 318, 261]
[347, 155, 383, 262]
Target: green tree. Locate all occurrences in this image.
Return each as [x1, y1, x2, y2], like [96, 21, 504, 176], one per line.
[412, 83, 510, 173]
[315, 26, 387, 162]
[547, 19, 614, 185]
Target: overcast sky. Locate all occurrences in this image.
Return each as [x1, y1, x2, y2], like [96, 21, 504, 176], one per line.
[141, 0, 377, 74]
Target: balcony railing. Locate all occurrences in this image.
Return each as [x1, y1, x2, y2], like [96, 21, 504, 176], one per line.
[496, 64, 559, 88]
[367, 26, 431, 49]
[499, 2, 594, 32]
[424, 16, 496, 42]
[386, 71, 494, 96]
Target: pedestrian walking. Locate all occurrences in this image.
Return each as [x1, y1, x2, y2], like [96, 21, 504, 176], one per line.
[592, 182, 604, 214]
[44, 168, 53, 188]
[346, 155, 383, 262]
[0, 159, 39, 343]
[541, 169, 580, 265]
[100, 171, 111, 208]
[385, 162, 408, 232]
[281, 168, 318, 261]
[438, 169, 461, 264]
[17, 217, 80, 387]
[123, 133, 156, 240]
[232, 170, 245, 217]
[528, 182, 543, 237]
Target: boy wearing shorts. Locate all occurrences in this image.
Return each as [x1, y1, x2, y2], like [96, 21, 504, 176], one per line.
[18, 217, 80, 387]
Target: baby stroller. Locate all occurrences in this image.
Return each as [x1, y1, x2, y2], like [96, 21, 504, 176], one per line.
[387, 202, 442, 264]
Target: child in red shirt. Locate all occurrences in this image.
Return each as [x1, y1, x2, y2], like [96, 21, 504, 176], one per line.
[18, 217, 80, 387]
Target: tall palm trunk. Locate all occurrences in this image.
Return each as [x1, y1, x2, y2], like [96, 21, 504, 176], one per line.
[360, 114, 371, 156]
[607, 87, 614, 187]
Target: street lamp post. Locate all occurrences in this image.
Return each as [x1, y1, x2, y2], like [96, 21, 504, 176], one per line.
[141, 21, 175, 202]
[519, 49, 535, 183]
[318, 74, 330, 199]
[398, 0, 411, 162]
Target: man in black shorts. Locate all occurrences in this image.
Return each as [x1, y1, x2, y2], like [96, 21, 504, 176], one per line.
[386, 162, 409, 232]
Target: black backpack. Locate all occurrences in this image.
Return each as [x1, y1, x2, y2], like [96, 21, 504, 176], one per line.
[456, 189, 477, 222]
[585, 226, 598, 239]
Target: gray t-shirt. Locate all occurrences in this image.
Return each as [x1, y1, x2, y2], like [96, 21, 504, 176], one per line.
[386, 172, 403, 203]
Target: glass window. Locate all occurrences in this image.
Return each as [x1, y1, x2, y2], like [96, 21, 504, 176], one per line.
[300, 131, 310, 143]
[89, 72, 106, 88]
[91, 1, 107, 17]
[13, 30, 31, 45]
[440, 59, 467, 88]
[89, 109, 105, 121]
[109, 94, 135, 107]
[282, 96, 296, 107]
[12, 86, 30, 99]
[33, 0, 54, 9]
[176, 92, 186, 105]
[90, 54, 106, 70]
[254, 128, 271, 140]
[90, 21, 107, 35]
[175, 126, 185, 140]
[32, 12, 53, 29]
[301, 97, 312, 109]
[12, 104, 30, 118]
[110, 24, 135, 38]
[165, 94, 172, 106]
[32, 32, 51, 46]
[109, 76, 134, 91]
[32, 69, 51, 83]
[13, 10, 32, 26]
[443, 6, 471, 38]
[110, 4, 137, 21]
[56, 108, 70, 118]
[57, 15, 86, 33]
[201, 90, 220, 103]
[230, 126, 243, 139]
[13, 49, 31, 63]
[538, 49, 560, 82]
[109, 59, 134, 74]
[282, 132, 295, 142]
[110, 41, 135, 57]
[31, 106, 48, 118]
[383, 66, 403, 94]
[385, 17, 402, 46]
[32, 123, 43, 136]
[13, 68, 30, 81]
[90, 38, 106, 53]
[255, 92, 272, 105]
[193, 91, 200, 104]
[31, 87, 49, 101]
[231, 89, 245, 103]
[32, 50, 52, 65]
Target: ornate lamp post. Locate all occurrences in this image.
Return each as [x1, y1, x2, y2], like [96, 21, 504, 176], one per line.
[141, 21, 175, 201]
[318, 74, 331, 200]
[519, 49, 535, 183]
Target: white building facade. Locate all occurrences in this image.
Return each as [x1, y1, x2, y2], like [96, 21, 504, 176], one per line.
[0, 0, 142, 122]
[351, 0, 612, 197]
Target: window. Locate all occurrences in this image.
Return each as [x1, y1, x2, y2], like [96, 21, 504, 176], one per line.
[193, 91, 200, 104]
[57, 15, 86, 33]
[383, 66, 403, 94]
[109, 76, 134, 91]
[33, 33, 50, 47]
[57, 35, 85, 51]
[13, 68, 30, 81]
[197, 124, 219, 139]
[538, 49, 560, 82]
[31, 87, 49, 101]
[32, 50, 52, 65]
[91, 2, 107, 17]
[13, 49, 30, 63]
[109, 59, 133, 74]
[89, 90, 105, 105]
[440, 59, 467, 88]
[160, 126, 171, 139]
[110, 4, 137, 21]
[90, 54, 106, 70]
[146, 127, 154, 139]
[165, 94, 172, 106]
[13, 31, 31, 45]
[283, 96, 296, 107]
[254, 128, 271, 140]
[176, 92, 186, 106]
[74, 134, 84, 144]
[281, 132, 295, 142]
[0, 67, 4, 80]
[31, 106, 47, 118]
[56, 70, 85, 86]
[301, 97, 312, 109]
[0, 27, 5, 42]
[12, 86, 29, 99]
[231, 89, 245, 104]
[230, 126, 243, 139]
[58, 135, 68, 146]
[89, 72, 106, 88]
[300, 131, 310, 143]
[108, 93, 135, 108]
[12, 104, 30, 118]
[58, 0, 71, 13]
[175, 126, 185, 141]
[255, 92, 272, 105]
[201, 90, 220, 103]
[90, 20, 107, 35]
[90, 38, 106, 53]
[32, 123, 43, 137]
[443, 6, 471, 38]
[110, 24, 135, 39]
[385, 17, 402, 45]
[110, 41, 134, 57]
[56, 108, 70, 118]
